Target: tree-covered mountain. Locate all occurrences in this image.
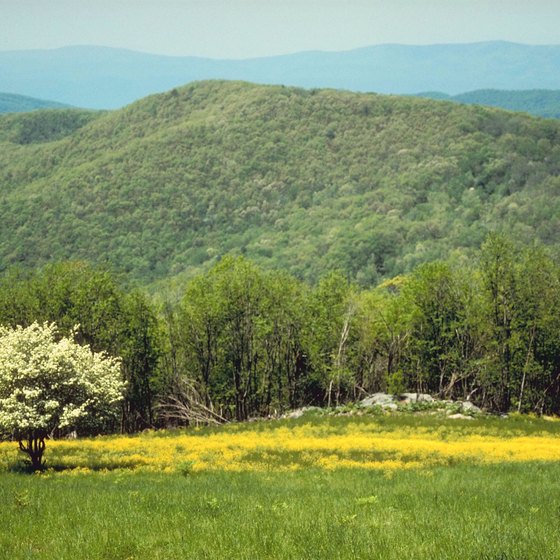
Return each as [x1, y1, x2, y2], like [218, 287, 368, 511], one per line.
[2, 42, 560, 109]
[418, 89, 560, 119]
[0, 92, 71, 113]
[1, 80, 559, 287]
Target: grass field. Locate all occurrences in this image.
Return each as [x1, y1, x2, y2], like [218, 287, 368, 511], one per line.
[1, 412, 560, 559]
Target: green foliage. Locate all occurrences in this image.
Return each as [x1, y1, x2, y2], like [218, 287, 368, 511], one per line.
[0, 262, 161, 431]
[0, 108, 99, 143]
[177, 459, 196, 476]
[306, 271, 356, 406]
[160, 234, 560, 417]
[2, 230, 559, 423]
[1, 81, 559, 287]
[478, 235, 560, 413]
[120, 291, 162, 432]
[167, 256, 310, 420]
[386, 371, 406, 395]
[0, 230, 558, 431]
[401, 262, 479, 397]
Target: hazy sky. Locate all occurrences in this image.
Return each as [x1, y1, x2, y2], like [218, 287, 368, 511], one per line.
[2, 0, 560, 58]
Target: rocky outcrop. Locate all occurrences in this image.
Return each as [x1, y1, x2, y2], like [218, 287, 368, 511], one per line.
[360, 393, 396, 407]
[398, 393, 434, 403]
[358, 392, 482, 415]
[460, 401, 482, 414]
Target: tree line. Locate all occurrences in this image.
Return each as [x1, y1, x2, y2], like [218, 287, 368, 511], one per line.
[0, 233, 559, 434]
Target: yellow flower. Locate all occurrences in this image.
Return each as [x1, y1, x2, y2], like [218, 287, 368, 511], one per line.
[2, 418, 560, 475]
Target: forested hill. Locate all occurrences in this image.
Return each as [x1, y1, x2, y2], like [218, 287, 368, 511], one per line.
[0, 108, 100, 144]
[1, 80, 559, 286]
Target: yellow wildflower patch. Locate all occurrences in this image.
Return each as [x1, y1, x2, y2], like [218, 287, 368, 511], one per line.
[1, 419, 560, 474]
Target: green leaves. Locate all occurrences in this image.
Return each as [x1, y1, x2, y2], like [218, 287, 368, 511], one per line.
[0, 262, 162, 432]
[172, 257, 310, 420]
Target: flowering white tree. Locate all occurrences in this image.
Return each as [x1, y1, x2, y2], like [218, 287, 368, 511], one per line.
[0, 322, 125, 469]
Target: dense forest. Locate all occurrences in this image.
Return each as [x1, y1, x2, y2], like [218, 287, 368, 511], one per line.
[1, 81, 560, 289]
[1, 233, 559, 430]
[1, 82, 560, 429]
[0, 108, 99, 144]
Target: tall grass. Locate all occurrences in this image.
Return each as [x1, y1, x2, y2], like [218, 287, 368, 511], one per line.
[1, 413, 559, 559]
[1, 464, 559, 559]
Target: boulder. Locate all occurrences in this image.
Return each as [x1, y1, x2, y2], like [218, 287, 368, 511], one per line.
[360, 393, 396, 407]
[399, 393, 434, 403]
[283, 406, 322, 419]
[461, 401, 481, 414]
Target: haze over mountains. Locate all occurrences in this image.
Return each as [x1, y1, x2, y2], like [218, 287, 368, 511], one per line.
[418, 90, 560, 120]
[0, 81, 559, 287]
[0, 92, 71, 113]
[2, 42, 560, 109]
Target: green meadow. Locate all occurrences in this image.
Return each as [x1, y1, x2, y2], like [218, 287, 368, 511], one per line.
[1, 414, 560, 560]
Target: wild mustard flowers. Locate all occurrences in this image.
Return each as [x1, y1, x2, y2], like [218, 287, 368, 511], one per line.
[1, 417, 559, 475]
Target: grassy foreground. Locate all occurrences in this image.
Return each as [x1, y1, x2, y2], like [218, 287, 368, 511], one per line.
[1, 413, 560, 559]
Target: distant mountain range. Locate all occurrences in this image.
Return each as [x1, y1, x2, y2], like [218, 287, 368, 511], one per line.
[417, 89, 560, 119]
[0, 92, 70, 113]
[1, 42, 560, 109]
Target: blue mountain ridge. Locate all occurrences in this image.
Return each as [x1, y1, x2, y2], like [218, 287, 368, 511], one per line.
[1, 41, 560, 109]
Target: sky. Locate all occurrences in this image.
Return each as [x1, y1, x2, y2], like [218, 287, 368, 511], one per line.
[1, 0, 560, 59]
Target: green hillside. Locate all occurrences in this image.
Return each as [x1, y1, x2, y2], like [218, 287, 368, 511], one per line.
[0, 108, 100, 144]
[0, 92, 71, 113]
[1, 81, 559, 286]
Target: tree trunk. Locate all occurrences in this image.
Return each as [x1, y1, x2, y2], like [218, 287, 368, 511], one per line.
[518, 327, 535, 413]
[19, 434, 46, 470]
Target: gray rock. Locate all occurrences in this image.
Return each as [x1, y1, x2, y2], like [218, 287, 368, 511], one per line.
[283, 406, 322, 419]
[360, 393, 396, 407]
[399, 393, 434, 403]
[461, 401, 481, 414]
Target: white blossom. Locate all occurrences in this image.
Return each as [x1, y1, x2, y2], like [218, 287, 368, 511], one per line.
[0, 322, 125, 440]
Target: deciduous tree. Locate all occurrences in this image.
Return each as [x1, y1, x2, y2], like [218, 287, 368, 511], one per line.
[0, 322, 124, 469]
